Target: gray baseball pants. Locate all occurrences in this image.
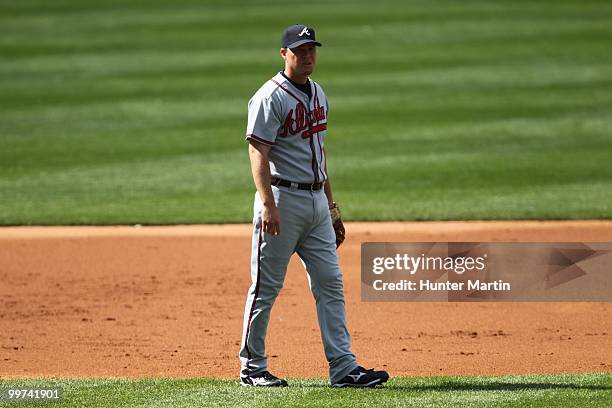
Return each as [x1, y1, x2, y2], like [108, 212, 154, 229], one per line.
[239, 185, 358, 384]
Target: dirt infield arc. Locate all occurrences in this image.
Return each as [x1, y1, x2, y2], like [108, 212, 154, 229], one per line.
[1, 221, 611, 379]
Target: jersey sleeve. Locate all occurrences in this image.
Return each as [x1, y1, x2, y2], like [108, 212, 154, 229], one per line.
[245, 94, 281, 146]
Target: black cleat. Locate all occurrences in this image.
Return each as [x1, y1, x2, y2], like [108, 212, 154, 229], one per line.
[332, 366, 390, 388]
[240, 369, 288, 387]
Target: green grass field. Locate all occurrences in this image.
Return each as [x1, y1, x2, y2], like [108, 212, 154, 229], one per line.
[1, 373, 611, 407]
[1, 0, 612, 224]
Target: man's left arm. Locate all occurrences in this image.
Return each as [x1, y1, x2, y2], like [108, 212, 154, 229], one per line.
[323, 147, 345, 248]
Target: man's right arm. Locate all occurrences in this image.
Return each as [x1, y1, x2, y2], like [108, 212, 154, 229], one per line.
[248, 139, 281, 236]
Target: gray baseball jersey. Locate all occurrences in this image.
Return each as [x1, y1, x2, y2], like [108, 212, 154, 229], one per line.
[239, 72, 359, 384]
[246, 72, 329, 183]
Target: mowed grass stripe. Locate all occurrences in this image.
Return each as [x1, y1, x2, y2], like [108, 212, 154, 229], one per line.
[1, 0, 611, 224]
[0, 373, 610, 408]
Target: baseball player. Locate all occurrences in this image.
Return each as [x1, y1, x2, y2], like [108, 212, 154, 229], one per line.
[238, 24, 389, 388]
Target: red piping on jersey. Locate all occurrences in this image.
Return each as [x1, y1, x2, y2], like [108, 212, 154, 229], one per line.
[246, 133, 275, 146]
[270, 79, 305, 106]
[270, 77, 320, 184]
[309, 81, 320, 184]
[244, 224, 263, 368]
[309, 132, 319, 184]
[317, 134, 325, 180]
[312, 85, 326, 181]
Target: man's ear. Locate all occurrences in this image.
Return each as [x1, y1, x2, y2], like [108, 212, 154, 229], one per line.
[280, 48, 287, 60]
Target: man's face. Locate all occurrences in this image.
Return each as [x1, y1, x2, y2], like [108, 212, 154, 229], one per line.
[282, 43, 317, 76]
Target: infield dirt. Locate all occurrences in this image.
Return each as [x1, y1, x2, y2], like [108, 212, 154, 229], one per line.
[1, 221, 611, 379]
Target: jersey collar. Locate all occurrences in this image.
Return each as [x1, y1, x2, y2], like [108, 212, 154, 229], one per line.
[278, 71, 312, 98]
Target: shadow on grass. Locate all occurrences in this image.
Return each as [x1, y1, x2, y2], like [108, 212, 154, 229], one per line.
[386, 382, 612, 392]
[289, 381, 612, 392]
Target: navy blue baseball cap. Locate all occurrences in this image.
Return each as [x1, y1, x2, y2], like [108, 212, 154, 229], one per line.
[281, 24, 322, 49]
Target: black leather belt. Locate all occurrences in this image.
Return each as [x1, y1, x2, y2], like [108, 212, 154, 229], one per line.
[272, 177, 324, 191]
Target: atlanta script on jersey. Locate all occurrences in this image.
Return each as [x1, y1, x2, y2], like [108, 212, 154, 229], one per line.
[246, 72, 329, 184]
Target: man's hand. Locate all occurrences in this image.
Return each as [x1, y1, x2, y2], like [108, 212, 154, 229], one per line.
[262, 204, 281, 236]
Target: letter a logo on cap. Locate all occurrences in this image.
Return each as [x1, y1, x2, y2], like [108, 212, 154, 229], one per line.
[298, 27, 310, 37]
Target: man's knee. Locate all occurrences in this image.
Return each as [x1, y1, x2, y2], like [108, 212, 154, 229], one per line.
[311, 266, 343, 291]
